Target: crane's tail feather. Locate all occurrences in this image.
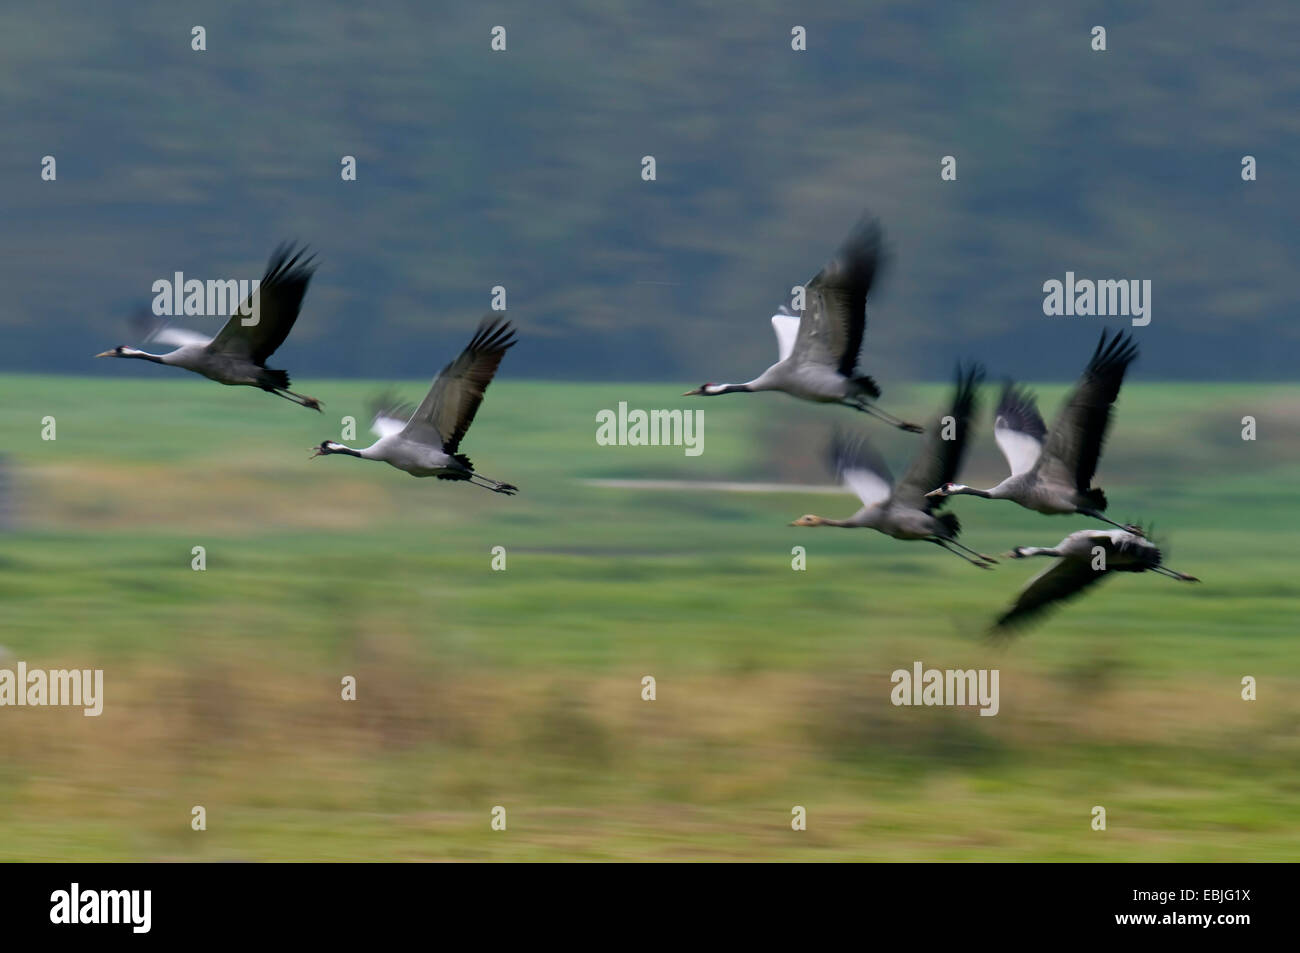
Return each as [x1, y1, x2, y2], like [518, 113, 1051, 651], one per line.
[850, 375, 881, 400]
[261, 368, 291, 390]
[1079, 487, 1107, 511]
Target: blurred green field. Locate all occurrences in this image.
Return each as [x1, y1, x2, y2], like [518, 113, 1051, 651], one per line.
[1, 373, 1298, 860]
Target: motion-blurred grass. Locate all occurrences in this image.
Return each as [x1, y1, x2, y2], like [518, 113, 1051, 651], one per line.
[1, 374, 1297, 860]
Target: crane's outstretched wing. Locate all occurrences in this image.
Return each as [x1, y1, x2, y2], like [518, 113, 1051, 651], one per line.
[402, 317, 516, 452]
[792, 216, 885, 376]
[992, 558, 1110, 634]
[770, 308, 800, 363]
[896, 363, 984, 510]
[829, 430, 894, 507]
[130, 309, 214, 349]
[1036, 331, 1138, 492]
[208, 244, 316, 365]
[993, 381, 1046, 476]
[369, 393, 416, 439]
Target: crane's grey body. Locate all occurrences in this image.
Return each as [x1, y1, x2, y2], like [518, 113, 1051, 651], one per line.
[148, 343, 278, 388]
[831, 499, 948, 540]
[972, 471, 1080, 515]
[312, 318, 518, 494]
[994, 528, 1199, 633]
[351, 432, 472, 479]
[927, 330, 1138, 529]
[685, 216, 922, 433]
[96, 244, 322, 410]
[744, 358, 872, 404]
[791, 365, 993, 567]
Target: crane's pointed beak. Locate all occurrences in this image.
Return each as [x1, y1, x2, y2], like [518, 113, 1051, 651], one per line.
[94, 350, 116, 358]
[309, 447, 324, 459]
[923, 488, 944, 499]
[682, 388, 703, 396]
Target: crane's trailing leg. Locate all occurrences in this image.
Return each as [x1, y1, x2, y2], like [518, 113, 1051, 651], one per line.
[930, 538, 995, 569]
[942, 537, 999, 563]
[1078, 508, 1139, 533]
[267, 387, 324, 412]
[468, 473, 518, 495]
[848, 397, 923, 433]
[1151, 565, 1199, 582]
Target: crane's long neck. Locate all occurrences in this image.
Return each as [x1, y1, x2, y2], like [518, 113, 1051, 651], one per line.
[947, 484, 994, 499]
[807, 511, 877, 528]
[123, 350, 169, 365]
[1018, 547, 1061, 558]
[709, 382, 756, 395]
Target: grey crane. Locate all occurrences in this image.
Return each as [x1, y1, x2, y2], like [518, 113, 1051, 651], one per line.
[925, 330, 1138, 530]
[992, 527, 1199, 633]
[683, 217, 922, 433]
[790, 364, 995, 567]
[311, 317, 518, 494]
[95, 244, 323, 410]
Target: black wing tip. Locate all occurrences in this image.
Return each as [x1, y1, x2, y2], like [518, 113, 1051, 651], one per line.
[265, 241, 318, 283]
[470, 315, 517, 353]
[1090, 328, 1139, 374]
[954, 361, 986, 394]
[988, 599, 1058, 637]
[839, 215, 887, 266]
[937, 361, 983, 429]
[986, 616, 1029, 640]
[847, 213, 884, 243]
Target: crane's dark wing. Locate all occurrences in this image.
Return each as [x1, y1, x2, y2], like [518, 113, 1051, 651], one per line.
[1036, 331, 1138, 492]
[991, 558, 1110, 634]
[208, 244, 316, 365]
[792, 216, 886, 376]
[993, 381, 1046, 476]
[402, 317, 516, 452]
[895, 363, 984, 510]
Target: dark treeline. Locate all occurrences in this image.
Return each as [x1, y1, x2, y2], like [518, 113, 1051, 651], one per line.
[3, 1, 1296, 382]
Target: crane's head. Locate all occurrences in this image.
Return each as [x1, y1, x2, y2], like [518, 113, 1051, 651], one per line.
[94, 345, 141, 358]
[790, 514, 826, 527]
[310, 440, 347, 458]
[1003, 546, 1031, 559]
[683, 383, 727, 396]
[924, 483, 960, 499]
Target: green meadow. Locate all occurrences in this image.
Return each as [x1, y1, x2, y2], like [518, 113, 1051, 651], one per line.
[1, 374, 1297, 860]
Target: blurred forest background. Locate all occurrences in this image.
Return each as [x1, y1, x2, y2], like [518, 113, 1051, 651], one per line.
[2, 0, 1297, 384]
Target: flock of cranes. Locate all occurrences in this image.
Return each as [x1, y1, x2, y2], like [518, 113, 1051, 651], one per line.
[97, 245, 519, 495]
[684, 215, 1199, 634]
[95, 215, 1198, 637]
